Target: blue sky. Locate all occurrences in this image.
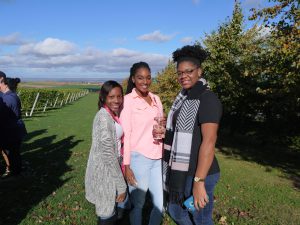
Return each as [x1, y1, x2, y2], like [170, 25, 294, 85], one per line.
[0, 0, 269, 79]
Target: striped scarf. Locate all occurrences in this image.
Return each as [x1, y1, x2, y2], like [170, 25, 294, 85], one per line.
[163, 78, 209, 204]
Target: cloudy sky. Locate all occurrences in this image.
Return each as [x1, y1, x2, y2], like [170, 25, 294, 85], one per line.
[0, 0, 268, 80]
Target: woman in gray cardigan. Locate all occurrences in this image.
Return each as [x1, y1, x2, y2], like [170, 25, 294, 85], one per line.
[85, 81, 127, 225]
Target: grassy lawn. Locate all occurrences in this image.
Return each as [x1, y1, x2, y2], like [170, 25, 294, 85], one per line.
[0, 93, 299, 225]
[213, 154, 299, 224]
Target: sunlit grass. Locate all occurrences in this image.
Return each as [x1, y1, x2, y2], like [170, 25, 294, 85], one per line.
[0, 93, 299, 225]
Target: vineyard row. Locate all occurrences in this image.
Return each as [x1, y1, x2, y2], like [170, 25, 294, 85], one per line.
[18, 88, 89, 116]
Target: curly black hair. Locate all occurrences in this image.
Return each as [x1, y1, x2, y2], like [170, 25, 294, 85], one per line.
[172, 45, 208, 67]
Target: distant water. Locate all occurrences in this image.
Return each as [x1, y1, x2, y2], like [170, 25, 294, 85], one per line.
[22, 77, 125, 83]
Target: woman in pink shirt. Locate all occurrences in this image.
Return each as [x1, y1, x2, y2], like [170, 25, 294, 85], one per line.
[120, 62, 164, 225]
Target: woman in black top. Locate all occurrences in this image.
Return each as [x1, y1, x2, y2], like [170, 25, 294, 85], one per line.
[163, 45, 222, 225]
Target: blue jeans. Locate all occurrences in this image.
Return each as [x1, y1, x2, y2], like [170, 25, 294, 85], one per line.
[129, 151, 163, 225]
[168, 173, 220, 225]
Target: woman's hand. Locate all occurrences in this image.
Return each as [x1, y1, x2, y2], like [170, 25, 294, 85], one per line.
[116, 192, 126, 202]
[125, 165, 138, 187]
[193, 182, 209, 211]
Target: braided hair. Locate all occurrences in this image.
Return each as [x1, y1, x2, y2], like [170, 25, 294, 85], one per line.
[125, 62, 151, 94]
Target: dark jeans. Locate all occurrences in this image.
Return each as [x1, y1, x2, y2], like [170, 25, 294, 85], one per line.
[168, 173, 220, 225]
[7, 141, 22, 175]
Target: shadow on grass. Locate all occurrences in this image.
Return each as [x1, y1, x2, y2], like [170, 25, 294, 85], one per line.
[217, 131, 300, 189]
[0, 129, 82, 225]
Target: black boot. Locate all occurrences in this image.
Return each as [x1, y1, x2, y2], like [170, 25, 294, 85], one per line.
[98, 214, 117, 225]
[116, 208, 130, 224]
[117, 207, 124, 220]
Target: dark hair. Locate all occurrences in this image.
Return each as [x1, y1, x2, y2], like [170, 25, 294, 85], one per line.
[125, 62, 151, 94]
[0, 71, 6, 79]
[4, 77, 21, 92]
[172, 45, 208, 67]
[98, 80, 123, 110]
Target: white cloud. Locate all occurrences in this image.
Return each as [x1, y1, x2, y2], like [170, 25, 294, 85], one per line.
[19, 38, 76, 56]
[0, 43, 168, 75]
[111, 48, 139, 57]
[0, 55, 16, 64]
[0, 33, 24, 45]
[180, 37, 194, 44]
[137, 30, 174, 43]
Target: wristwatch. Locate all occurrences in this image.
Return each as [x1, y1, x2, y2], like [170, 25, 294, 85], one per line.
[194, 176, 205, 182]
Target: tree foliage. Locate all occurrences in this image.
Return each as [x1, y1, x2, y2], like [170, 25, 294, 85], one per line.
[151, 61, 180, 113]
[249, 0, 300, 134]
[202, 2, 265, 133]
[202, 0, 299, 140]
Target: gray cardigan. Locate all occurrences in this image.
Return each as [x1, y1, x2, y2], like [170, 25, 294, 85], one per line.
[85, 108, 126, 217]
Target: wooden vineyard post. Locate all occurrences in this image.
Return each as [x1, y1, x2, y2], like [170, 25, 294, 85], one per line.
[53, 96, 59, 108]
[43, 100, 49, 112]
[29, 92, 40, 117]
[69, 93, 74, 103]
[65, 93, 70, 104]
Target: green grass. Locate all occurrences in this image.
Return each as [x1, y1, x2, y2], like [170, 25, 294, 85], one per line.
[0, 93, 299, 225]
[213, 154, 299, 224]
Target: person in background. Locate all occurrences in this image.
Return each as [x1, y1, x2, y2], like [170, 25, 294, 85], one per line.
[0, 77, 23, 178]
[0, 71, 10, 176]
[1, 77, 22, 117]
[0, 97, 10, 148]
[0, 71, 5, 98]
[120, 62, 164, 225]
[85, 80, 127, 225]
[163, 45, 222, 225]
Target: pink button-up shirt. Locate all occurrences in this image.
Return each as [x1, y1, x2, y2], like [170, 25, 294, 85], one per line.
[120, 89, 164, 165]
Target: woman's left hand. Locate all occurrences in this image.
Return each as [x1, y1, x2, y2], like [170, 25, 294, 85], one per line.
[116, 192, 126, 203]
[192, 182, 209, 211]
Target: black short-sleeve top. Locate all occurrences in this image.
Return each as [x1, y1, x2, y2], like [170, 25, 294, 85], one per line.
[173, 90, 222, 176]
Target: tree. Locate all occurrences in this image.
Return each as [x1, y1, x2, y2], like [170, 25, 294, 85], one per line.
[121, 77, 128, 94]
[201, 0, 299, 143]
[202, 1, 264, 133]
[151, 61, 180, 113]
[249, 0, 300, 135]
